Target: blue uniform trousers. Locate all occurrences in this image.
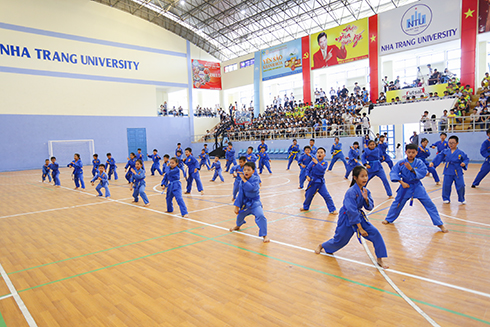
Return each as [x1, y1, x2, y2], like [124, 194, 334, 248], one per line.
[42, 172, 52, 182]
[232, 180, 240, 200]
[328, 154, 347, 171]
[299, 169, 307, 188]
[442, 174, 465, 202]
[322, 214, 387, 258]
[344, 161, 361, 179]
[287, 153, 298, 169]
[381, 156, 394, 169]
[367, 169, 393, 197]
[303, 182, 336, 212]
[96, 184, 111, 197]
[52, 171, 60, 186]
[133, 184, 149, 204]
[200, 160, 210, 170]
[108, 166, 118, 180]
[472, 160, 490, 186]
[427, 165, 440, 183]
[186, 170, 204, 193]
[92, 167, 97, 177]
[236, 204, 267, 237]
[125, 171, 133, 183]
[225, 158, 236, 172]
[211, 170, 224, 182]
[151, 163, 163, 176]
[74, 172, 85, 189]
[166, 181, 188, 216]
[259, 161, 272, 174]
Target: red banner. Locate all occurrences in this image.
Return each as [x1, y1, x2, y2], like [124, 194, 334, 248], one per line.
[369, 15, 378, 103]
[301, 35, 311, 104]
[191, 60, 222, 90]
[461, 0, 478, 92]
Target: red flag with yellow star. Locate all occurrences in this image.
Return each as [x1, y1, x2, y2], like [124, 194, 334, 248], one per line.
[461, 0, 478, 92]
[369, 15, 378, 103]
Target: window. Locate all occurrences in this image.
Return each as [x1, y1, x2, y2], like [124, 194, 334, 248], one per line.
[224, 63, 238, 73]
[240, 59, 254, 69]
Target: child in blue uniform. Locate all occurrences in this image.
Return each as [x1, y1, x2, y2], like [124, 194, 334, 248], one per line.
[48, 157, 60, 186]
[183, 147, 204, 195]
[328, 137, 348, 172]
[230, 156, 246, 201]
[431, 132, 449, 154]
[210, 156, 225, 182]
[92, 154, 100, 177]
[176, 150, 187, 179]
[315, 166, 389, 269]
[472, 128, 490, 188]
[67, 153, 85, 189]
[225, 143, 236, 172]
[245, 146, 257, 163]
[301, 147, 337, 214]
[203, 144, 211, 167]
[161, 154, 170, 178]
[287, 139, 300, 169]
[105, 153, 118, 180]
[161, 157, 188, 217]
[258, 147, 272, 174]
[383, 144, 448, 232]
[147, 149, 163, 175]
[417, 138, 440, 185]
[430, 136, 470, 204]
[175, 143, 183, 156]
[378, 135, 393, 169]
[125, 153, 137, 183]
[91, 164, 110, 198]
[257, 138, 268, 153]
[136, 148, 145, 169]
[229, 162, 270, 243]
[345, 142, 361, 179]
[309, 139, 318, 156]
[298, 146, 313, 189]
[362, 141, 393, 198]
[199, 149, 210, 170]
[42, 159, 51, 183]
[130, 159, 150, 206]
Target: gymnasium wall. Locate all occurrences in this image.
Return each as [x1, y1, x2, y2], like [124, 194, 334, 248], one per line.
[221, 54, 255, 90]
[420, 132, 488, 163]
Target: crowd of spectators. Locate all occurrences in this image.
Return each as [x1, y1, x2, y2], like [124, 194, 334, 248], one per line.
[157, 102, 185, 116]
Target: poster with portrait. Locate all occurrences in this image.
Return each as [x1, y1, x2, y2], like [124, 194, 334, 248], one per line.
[310, 18, 369, 70]
[479, 0, 490, 33]
[261, 39, 302, 81]
[191, 60, 222, 90]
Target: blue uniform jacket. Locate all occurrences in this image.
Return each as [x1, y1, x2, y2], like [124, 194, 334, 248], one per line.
[258, 152, 270, 162]
[175, 147, 183, 156]
[480, 139, 490, 159]
[348, 147, 360, 164]
[42, 164, 50, 175]
[362, 148, 383, 173]
[211, 161, 222, 171]
[234, 174, 261, 210]
[416, 146, 431, 165]
[245, 153, 257, 163]
[132, 168, 146, 187]
[183, 155, 200, 172]
[225, 148, 236, 160]
[298, 153, 313, 170]
[288, 144, 300, 155]
[378, 143, 389, 159]
[106, 158, 116, 168]
[68, 159, 83, 175]
[258, 144, 268, 152]
[148, 154, 161, 164]
[125, 158, 136, 170]
[230, 164, 244, 180]
[331, 143, 343, 155]
[305, 159, 328, 184]
[431, 140, 449, 154]
[199, 153, 206, 161]
[136, 153, 144, 162]
[390, 158, 427, 193]
[92, 159, 101, 169]
[161, 166, 180, 187]
[339, 183, 374, 226]
[91, 172, 109, 186]
[432, 148, 470, 176]
[48, 162, 59, 173]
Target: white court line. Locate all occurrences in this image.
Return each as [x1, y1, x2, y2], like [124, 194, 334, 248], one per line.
[0, 263, 38, 326]
[0, 201, 110, 220]
[0, 294, 13, 301]
[56, 185, 490, 301]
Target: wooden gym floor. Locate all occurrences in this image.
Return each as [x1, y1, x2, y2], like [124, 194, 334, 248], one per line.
[0, 160, 489, 326]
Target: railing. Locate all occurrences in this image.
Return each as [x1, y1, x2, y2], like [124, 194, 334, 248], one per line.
[373, 95, 457, 107]
[418, 114, 490, 134]
[193, 123, 373, 142]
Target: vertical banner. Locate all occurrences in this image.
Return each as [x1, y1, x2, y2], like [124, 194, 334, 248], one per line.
[191, 59, 222, 89]
[369, 15, 378, 103]
[461, 0, 478, 92]
[301, 35, 311, 104]
[310, 18, 369, 70]
[254, 51, 261, 117]
[478, 0, 490, 33]
[261, 39, 302, 81]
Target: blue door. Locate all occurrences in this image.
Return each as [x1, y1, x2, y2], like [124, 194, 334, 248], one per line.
[127, 128, 147, 158]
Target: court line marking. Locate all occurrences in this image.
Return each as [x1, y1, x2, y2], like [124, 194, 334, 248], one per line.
[0, 201, 111, 220]
[0, 294, 12, 301]
[0, 263, 37, 326]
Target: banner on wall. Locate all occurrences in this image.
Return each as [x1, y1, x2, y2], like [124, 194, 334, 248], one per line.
[191, 60, 222, 89]
[378, 0, 461, 55]
[386, 83, 449, 102]
[310, 18, 368, 70]
[234, 111, 252, 125]
[261, 39, 302, 81]
[479, 0, 490, 33]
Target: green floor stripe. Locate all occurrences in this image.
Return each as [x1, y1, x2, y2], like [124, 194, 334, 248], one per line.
[186, 230, 490, 326]
[17, 239, 208, 294]
[0, 310, 6, 327]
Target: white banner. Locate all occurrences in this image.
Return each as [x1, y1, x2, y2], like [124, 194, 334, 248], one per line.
[378, 0, 461, 55]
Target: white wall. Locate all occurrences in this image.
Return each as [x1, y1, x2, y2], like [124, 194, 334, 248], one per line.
[221, 54, 254, 90]
[193, 117, 220, 136]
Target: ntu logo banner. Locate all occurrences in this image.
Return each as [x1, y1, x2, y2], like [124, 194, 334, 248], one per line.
[379, 0, 460, 55]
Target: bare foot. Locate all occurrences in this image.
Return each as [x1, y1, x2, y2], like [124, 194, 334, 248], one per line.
[132, 200, 137, 203]
[165, 211, 172, 213]
[229, 225, 241, 232]
[377, 258, 389, 269]
[298, 186, 303, 189]
[201, 191, 204, 195]
[438, 225, 449, 233]
[300, 208, 308, 212]
[388, 195, 394, 199]
[74, 187, 79, 190]
[263, 236, 270, 243]
[144, 203, 150, 207]
[382, 220, 391, 225]
[314, 244, 323, 254]
[184, 192, 190, 194]
[329, 211, 338, 215]
[436, 182, 440, 186]
[344, 177, 348, 180]
[183, 214, 189, 217]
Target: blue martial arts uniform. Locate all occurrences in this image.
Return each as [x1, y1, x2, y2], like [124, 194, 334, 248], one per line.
[258, 152, 272, 174]
[199, 153, 210, 170]
[321, 184, 387, 258]
[148, 154, 163, 175]
[91, 171, 110, 197]
[416, 146, 440, 183]
[125, 158, 136, 182]
[257, 143, 268, 153]
[362, 147, 392, 197]
[432, 148, 470, 203]
[136, 152, 145, 169]
[162, 166, 188, 216]
[345, 147, 361, 179]
[245, 152, 262, 182]
[225, 148, 237, 172]
[131, 167, 149, 204]
[175, 147, 183, 156]
[234, 174, 267, 237]
[303, 159, 336, 212]
[48, 162, 60, 185]
[42, 164, 51, 182]
[230, 164, 244, 200]
[67, 159, 85, 189]
[431, 140, 449, 154]
[310, 145, 318, 156]
[106, 158, 118, 180]
[92, 158, 100, 177]
[298, 153, 313, 188]
[287, 144, 300, 169]
[378, 142, 393, 169]
[183, 155, 203, 193]
[210, 161, 224, 182]
[472, 138, 490, 187]
[328, 143, 348, 171]
[175, 154, 187, 179]
[203, 147, 211, 166]
[385, 158, 443, 226]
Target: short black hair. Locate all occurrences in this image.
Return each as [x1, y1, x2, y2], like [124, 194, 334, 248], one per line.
[368, 140, 376, 145]
[353, 141, 359, 146]
[177, 143, 181, 145]
[136, 159, 143, 165]
[405, 143, 418, 151]
[293, 139, 297, 142]
[153, 149, 157, 152]
[310, 139, 315, 142]
[204, 144, 208, 146]
[379, 135, 385, 139]
[486, 128, 490, 135]
[176, 150, 182, 154]
[261, 138, 265, 141]
[421, 138, 428, 143]
[317, 147, 326, 153]
[163, 154, 170, 158]
[248, 146, 254, 150]
[93, 154, 98, 157]
[239, 156, 247, 161]
[106, 153, 111, 156]
[228, 142, 233, 146]
[449, 135, 459, 143]
[170, 157, 179, 164]
[51, 156, 56, 160]
[304, 145, 311, 151]
[98, 164, 105, 168]
[185, 147, 192, 152]
[130, 152, 135, 157]
[74, 153, 80, 158]
[317, 32, 327, 43]
[137, 148, 141, 151]
[244, 162, 256, 171]
[440, 132, 447, 136]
